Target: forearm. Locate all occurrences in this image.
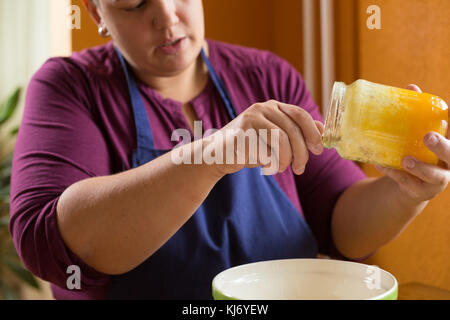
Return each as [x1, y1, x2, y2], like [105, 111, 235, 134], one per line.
[56, 139, 223, 275]
[331, 176, 428, 260]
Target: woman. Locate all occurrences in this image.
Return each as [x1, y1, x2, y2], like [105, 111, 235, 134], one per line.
[10, 0, 450, 299]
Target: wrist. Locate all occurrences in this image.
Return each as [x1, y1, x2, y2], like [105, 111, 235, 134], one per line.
[199, 133, 243, 178]
[170, 134, 243, 179]
[168, 139, 226, 182]
[387, 176, 428, 210]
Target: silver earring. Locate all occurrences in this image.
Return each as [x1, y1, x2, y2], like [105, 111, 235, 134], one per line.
[98, 25, 110, 38]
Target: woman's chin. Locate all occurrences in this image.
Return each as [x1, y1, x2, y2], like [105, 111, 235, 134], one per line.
[153, 53, 198, 76]
[155, 60, 191, 76]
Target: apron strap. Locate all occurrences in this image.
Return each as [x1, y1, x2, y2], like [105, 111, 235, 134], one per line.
[200, 48, 237, 120]
[116, 46, 238, 153]
[116, 47, 155, 150]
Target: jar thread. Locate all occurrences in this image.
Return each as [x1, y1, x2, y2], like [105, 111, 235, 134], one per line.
[323, 82, 347, 148]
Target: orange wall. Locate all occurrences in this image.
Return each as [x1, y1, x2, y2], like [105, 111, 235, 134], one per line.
[354, 0, 450, 290]
[72, 0, 110, 52]
[71, 0, 304, 73]
[71, 0, 450, 291]
[203, 0, 304, 74]
[334, 0, 359, 85]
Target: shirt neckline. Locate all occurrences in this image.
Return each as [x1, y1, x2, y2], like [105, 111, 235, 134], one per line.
[132, 39, 217, 111]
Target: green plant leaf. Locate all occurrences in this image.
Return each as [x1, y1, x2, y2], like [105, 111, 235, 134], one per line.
[0, 281, 19, 300]
[0, 185, 10, 198]
[1, 154, 12, 163]
[0, 204, 8, 214]
[3, 259, 40, 289]
[0, 215, 8, 228]
[0, 164, 11, 180]
[0, 197, 9, 205]
[0, 88, 21, 126]
[10, 126, 19, 136]
[0, 153, 13, 164]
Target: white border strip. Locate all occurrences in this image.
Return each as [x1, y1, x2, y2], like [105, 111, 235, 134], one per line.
[302, 0, 316, 103]
[50, 0, 72, 57]
[320, 0, 336, 117]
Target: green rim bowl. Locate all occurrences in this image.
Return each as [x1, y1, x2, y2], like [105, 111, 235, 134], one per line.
[212, 259, 398, 300]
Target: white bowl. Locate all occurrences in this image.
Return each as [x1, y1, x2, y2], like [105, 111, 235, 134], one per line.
[212, 259, 398, 300]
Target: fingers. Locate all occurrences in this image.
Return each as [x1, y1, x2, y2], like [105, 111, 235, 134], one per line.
[402, 156, 450, 188]
[406, 84, 423, 93]
[375, 165, 432, 202]
[315, 120, 325, 136]
[258, 102, 310, 174]
[237, 113, 293, 174]
[402, 132, 450, 191]
[275, 102, 324, 155]
[376, 152, 450, 202]
[258, 117, 293, 174]
[424, 132, 450, 168]
[233, 100, 324, 175]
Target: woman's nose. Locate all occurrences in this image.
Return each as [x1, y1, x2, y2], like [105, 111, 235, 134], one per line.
[153, 0, 180, 30]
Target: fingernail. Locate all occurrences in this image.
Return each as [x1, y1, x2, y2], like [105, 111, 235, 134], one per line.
[294, 164, 305, 175]
[309, 143, 323, 154]
[403, 157, 416, 170]
[426, 133, 438, 146]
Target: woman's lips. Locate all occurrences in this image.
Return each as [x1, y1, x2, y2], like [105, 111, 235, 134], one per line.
[158, 37, 187, 55]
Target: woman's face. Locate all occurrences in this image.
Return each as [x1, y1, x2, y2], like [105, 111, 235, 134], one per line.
[94, 0, 205, 77]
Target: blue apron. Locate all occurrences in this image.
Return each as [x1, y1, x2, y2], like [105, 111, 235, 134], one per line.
[106, 47, 318, 299]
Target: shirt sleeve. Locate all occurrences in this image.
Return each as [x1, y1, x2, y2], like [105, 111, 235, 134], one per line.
[266, 54, 369, 260]
[9, 58, 112, 291]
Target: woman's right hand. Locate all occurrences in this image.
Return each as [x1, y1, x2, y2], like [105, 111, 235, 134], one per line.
[205, 100, 325, 176]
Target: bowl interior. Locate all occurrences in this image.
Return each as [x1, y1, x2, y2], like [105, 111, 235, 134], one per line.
[212, 259, 397, 300]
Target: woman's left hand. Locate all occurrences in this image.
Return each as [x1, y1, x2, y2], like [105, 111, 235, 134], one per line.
[375, 84, 450, 204]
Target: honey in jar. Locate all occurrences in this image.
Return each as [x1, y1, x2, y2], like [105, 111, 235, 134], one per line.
[323, 80, 448, 169]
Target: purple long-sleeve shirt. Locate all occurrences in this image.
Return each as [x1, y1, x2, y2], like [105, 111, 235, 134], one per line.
[10, 39, 366, 299]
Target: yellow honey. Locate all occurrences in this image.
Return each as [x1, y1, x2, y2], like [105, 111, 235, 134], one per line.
[323, 80, 448, 169]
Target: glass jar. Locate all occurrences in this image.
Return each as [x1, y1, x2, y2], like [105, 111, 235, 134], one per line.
[323, 80, 448, 169]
